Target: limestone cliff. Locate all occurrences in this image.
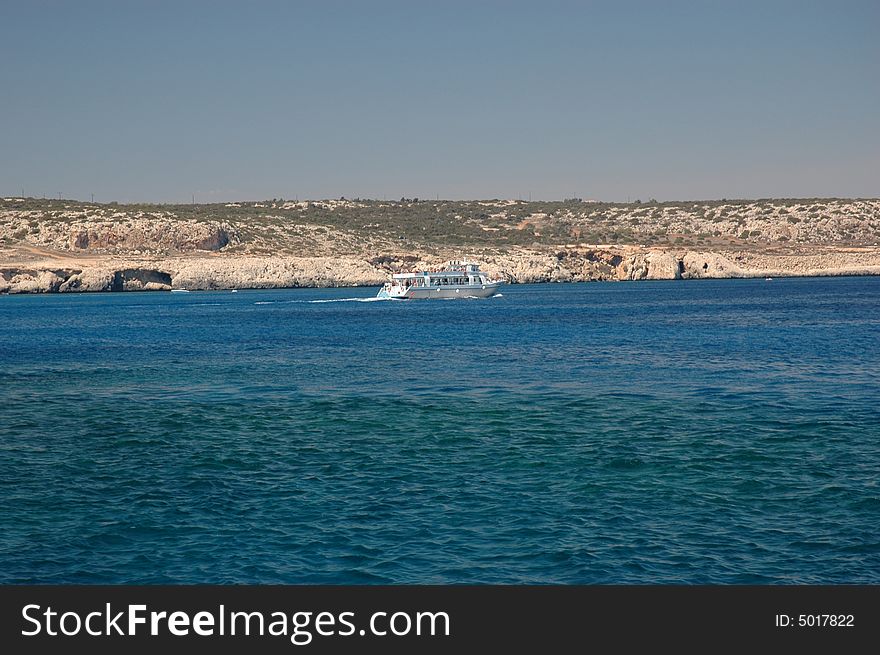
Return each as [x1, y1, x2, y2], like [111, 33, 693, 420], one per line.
[2, 196, 880, 293]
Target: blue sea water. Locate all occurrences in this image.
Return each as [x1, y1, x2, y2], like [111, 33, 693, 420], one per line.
[1, 278, 878, 584]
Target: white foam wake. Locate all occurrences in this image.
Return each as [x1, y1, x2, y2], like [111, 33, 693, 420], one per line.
[307, 297, 393, 303]
[255, 297, 392, 305]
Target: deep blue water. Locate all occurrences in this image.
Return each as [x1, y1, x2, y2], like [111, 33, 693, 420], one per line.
[1, 278, 879, 584]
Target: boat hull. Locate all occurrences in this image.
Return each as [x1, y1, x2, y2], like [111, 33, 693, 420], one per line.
[377, 282, 502, 300]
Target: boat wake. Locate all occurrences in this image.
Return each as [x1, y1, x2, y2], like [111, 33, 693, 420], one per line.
[453, 293, 504, 300]
[255, 294, 501, 305]
[254, 297, 395, 305]
[308, 297, 395, 304]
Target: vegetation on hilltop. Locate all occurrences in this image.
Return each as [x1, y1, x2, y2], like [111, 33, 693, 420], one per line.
[2, 196, 880, 256]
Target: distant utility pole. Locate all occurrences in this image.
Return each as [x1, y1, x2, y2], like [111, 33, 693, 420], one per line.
[192, 194, 195, 205]
[91, 193, 94, 203]
[58, 192, 62, 200]
[529, 192, 531, 202]
[21, 187, 25, 198]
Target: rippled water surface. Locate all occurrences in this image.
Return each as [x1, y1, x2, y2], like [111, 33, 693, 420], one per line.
[1, 278, 879, 583]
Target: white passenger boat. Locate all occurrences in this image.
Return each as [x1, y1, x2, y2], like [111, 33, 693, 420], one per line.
[377, 260, 503, 299]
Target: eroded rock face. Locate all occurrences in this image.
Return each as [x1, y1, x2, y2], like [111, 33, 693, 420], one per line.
[617, 251, 681, 280]
[111, 269, 173, 291]
[1, 266, 171, 293]
[2, 247, 880, 294]
[166, 257, 385, 290]
[7, 272, 59, 293]
[645, 252, 682, 280]
[680, 251, 742, 278]
[2, 269, 75, 293]
[58, 269, 114, 292]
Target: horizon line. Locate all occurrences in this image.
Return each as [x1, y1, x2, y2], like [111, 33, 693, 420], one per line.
[4, 195, 880, 206]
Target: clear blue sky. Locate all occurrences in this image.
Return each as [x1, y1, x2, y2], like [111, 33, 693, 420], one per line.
[2, 0, 878, 202]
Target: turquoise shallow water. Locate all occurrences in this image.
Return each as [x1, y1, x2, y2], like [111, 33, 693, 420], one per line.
[1, 278, 879, 583]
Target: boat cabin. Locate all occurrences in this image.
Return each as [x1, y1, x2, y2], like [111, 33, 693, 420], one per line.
[392, 262, 488, 288]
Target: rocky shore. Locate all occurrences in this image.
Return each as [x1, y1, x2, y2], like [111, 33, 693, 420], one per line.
[2, 196, 879, 293]
[4, 246, 879, 294]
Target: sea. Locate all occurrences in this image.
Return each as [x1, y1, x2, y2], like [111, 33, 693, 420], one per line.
[1, 277, 878, 584]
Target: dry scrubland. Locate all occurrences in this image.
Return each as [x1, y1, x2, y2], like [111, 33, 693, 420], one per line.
[2, 196, 880, 292]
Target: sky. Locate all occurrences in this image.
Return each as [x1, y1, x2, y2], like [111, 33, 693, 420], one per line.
[1, 0, 878, 203]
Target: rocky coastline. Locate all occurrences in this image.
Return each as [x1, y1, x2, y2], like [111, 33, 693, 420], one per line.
[2, 196, 879, 293]
[4, 247, 879, 294]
